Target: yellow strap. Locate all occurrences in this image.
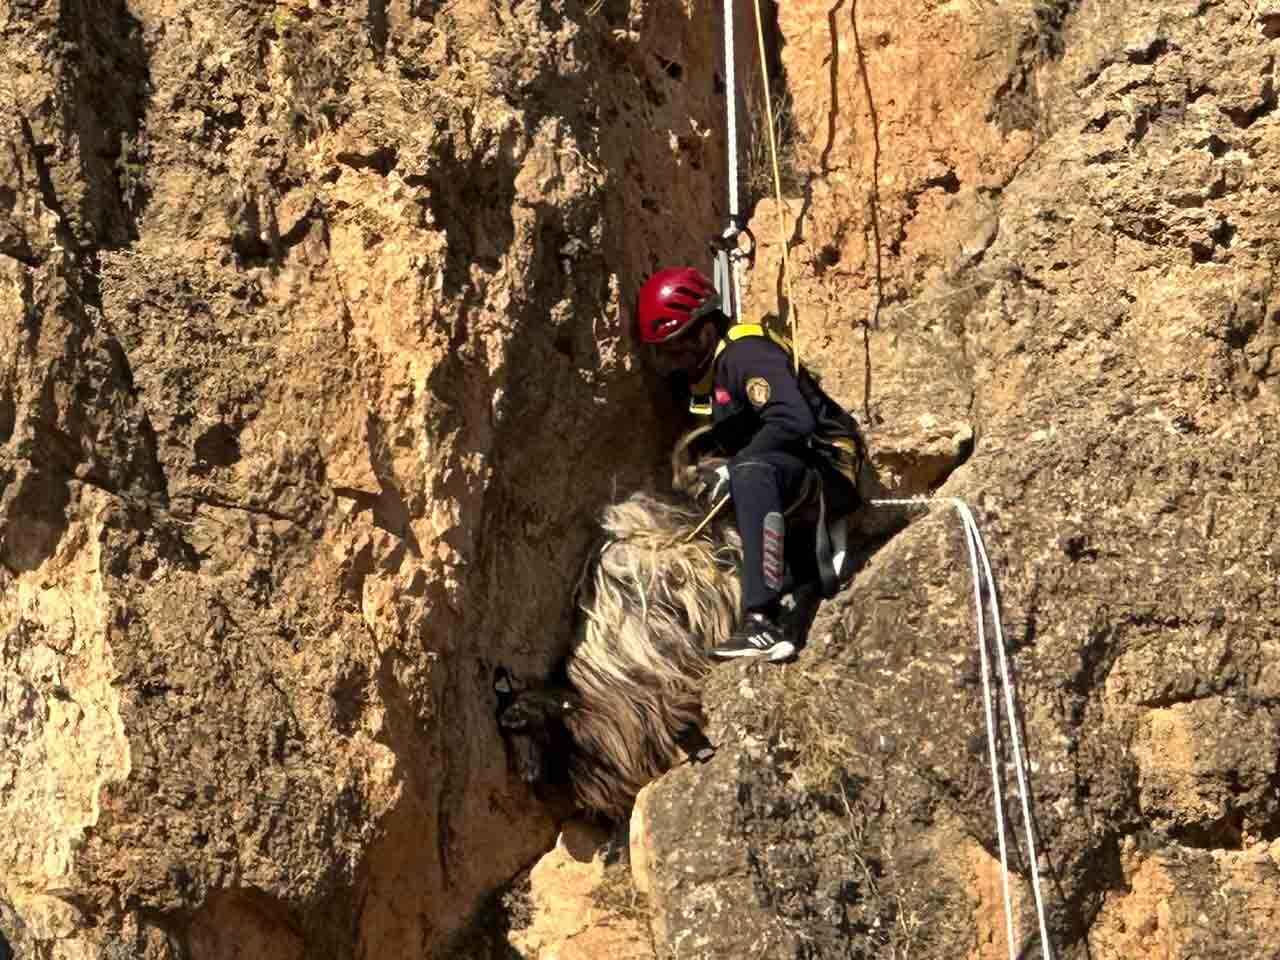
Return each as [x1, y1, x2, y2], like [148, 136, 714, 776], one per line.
[751, 0, 799, 375]
[688, 365, 716, 401]
[724, 322, 764, 342]
[688, 323, 795, 414]
[721, 322, 793, 354]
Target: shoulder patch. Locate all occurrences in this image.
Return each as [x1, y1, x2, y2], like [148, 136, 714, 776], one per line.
[745, 377, 771, 408]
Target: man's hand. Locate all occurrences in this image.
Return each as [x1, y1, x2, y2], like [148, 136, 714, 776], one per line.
[693, 463, 730, 509]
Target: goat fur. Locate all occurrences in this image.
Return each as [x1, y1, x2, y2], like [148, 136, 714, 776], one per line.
[553, 491, 741, 818]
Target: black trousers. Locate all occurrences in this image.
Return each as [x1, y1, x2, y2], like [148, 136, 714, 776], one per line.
[732, 450, 860, 616]
[729, 451, 855, 617]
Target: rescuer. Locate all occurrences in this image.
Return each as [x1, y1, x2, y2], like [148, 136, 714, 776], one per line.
[635, 266, 864, 661]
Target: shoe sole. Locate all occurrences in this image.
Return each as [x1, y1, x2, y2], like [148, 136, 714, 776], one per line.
[711, 641, 796, 663]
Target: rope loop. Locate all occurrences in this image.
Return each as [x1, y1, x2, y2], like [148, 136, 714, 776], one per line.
[870, 497, 1055, 960]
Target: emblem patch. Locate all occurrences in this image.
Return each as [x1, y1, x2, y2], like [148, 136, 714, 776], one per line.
[714, 386, 732, 405]
[745, 377, 771, 408]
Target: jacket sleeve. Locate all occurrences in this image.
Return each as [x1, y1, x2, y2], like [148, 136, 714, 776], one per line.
[723, 341, 816, 459]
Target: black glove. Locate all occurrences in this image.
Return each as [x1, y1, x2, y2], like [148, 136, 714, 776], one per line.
[692, 463, 730, 508]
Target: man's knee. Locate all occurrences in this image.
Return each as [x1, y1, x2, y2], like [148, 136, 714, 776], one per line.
[728, 454, 807, 498]
[728, 457, 774, 489]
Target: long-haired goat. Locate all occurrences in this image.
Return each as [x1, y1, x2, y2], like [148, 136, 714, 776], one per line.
[499, 489, 743, 818]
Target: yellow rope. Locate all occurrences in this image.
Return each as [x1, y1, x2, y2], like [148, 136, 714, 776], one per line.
[683, 495, 731, 543]
[752, 0, 799, 374]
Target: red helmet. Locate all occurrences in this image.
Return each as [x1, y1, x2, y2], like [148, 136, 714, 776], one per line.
[635, 267, 719, 344]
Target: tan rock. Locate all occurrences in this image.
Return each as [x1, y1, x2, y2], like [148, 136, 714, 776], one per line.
[0, 0, 727, 955]
[1132, 699, 1278, 837]
[630, 784, 655, 898]
[636, 0, 1280, 957]
[509, 820, 653, 960]
[5, 0, 1280, 956]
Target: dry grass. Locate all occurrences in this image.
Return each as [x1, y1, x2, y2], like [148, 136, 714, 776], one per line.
[762, 662, 871, 795]
[755, 647, 974, 958]
[744, 86, 805, 208]
[591, 852, 650, 928]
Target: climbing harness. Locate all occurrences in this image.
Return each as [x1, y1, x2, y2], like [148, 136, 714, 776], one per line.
[870, 497, 1054, 960]
[687, 320, 795, 411]
[680, 321, 865, 579]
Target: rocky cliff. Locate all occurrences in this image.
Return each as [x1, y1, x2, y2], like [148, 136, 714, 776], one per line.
[1, 0, 731, 956]
[637, 0, 1280, 958]
[3, 0, 1279, 959]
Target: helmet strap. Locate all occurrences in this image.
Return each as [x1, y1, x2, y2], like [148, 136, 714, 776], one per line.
[691, 320, 719, 382]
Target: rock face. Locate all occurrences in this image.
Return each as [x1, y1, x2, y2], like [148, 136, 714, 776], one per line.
[0, 1, 733, 956]
[638, 0, 1280, 958]
[4, 0, 1280, 957]
[507, 821, 654, 960]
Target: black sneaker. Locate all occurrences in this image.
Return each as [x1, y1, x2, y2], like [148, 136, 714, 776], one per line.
[711, 612, 796, 662]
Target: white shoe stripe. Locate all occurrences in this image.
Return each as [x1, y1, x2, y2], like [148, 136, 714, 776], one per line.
[712, 639, 796, 660]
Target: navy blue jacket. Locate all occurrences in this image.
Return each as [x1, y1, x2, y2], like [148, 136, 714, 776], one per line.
[685, 323, 864, 482]
[710, 334, 816, 460]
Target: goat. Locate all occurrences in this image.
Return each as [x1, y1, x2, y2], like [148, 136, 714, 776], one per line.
[499, 490, 742, 818]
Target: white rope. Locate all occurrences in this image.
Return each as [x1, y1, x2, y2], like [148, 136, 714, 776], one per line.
[960, 501, 1054, 959]
[869, 497, 1054, 960]
[723, 0, 740, 226]
[720, 0, 743, 321]
[957, 503, 1018, 960]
